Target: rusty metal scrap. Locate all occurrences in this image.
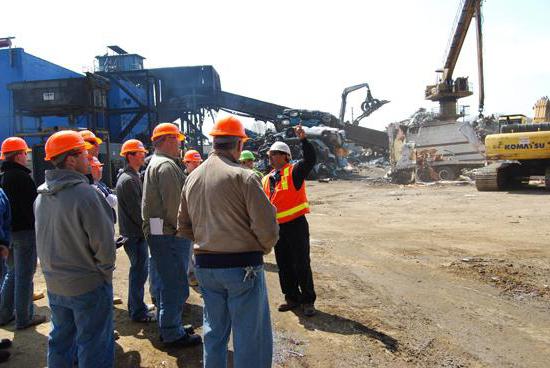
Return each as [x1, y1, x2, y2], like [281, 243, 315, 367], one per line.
[387, 109, 487, 184]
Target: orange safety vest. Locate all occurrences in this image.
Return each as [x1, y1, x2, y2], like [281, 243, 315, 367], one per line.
[262, 163, 310, 224]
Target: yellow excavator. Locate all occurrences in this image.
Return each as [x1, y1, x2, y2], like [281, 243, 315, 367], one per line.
[475, 97, 550, 191]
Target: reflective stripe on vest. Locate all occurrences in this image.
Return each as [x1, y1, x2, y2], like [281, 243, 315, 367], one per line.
[263, 163, 310, 224]
[281, 166, 290, 190]
[276, 202, 310, 220]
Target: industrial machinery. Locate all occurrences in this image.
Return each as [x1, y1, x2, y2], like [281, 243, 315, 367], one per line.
[274, 83, 389, 152]
[246, 83, 389, 178]
[339, 83, 389, 126]
[475, 96, 550, 191]
[389, 0, 486, 183]
[2, 42, 390, 182]
[425, 0, 485, 118]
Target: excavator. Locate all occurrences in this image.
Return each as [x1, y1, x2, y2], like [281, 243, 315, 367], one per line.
[390, 0, 486, 183]
[475, 96, 550, 191]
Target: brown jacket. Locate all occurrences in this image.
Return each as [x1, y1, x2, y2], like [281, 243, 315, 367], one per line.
[177, 151, 278, 255]
[142, 152, 186, 237]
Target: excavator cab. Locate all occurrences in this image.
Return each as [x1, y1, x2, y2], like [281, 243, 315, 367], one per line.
[498, 114, 528, 126]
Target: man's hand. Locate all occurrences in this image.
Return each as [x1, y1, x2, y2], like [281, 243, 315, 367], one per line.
[0, 245, 9, 259]
[294, 124, 306, 141]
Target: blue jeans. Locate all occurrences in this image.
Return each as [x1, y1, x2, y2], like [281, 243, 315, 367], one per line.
[123, 237, 149, 321]
[188, 244, 195, 275]
[147, 235, 190, 342]
[0, 258, 6, 285]
[0, 230, 37, 328]
[47, 283, 114, 368]
[195, 265, 273, 368]
[149, 255, 161, 307]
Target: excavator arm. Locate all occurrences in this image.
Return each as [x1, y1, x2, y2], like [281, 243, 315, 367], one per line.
[339, 83, 389, 126]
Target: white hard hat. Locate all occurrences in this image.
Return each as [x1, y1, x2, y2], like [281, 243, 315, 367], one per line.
[268, 141, 291, 157]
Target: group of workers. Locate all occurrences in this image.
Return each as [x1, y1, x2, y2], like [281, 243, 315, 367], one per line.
[0, 114, 317, 368]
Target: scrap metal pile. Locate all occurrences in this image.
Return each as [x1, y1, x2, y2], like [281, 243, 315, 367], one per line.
[244, 104, 390, 179]
[386, 109, 497, 184]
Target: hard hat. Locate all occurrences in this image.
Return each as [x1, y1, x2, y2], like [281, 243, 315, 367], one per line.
[239, 150, 255, 161]
[45, 130, 94, 161]
[120, 139, 148, 157]
[151, 123, 185, 142]
[268, 141, 291, 157]
[79, 130, 103, 145]
[90, 156, 104, 168]
[209, 116, 248, 138]
[183, 150, 202, 162]
[0, 137, 31, 160]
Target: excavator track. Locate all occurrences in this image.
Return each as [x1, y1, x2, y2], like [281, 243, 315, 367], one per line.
[475, 163, 514, 191]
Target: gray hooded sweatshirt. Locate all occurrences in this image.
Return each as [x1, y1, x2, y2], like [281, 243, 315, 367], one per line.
[34, 169, 116, 297]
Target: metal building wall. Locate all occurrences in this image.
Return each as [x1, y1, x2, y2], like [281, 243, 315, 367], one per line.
[0, 48, 81, 143]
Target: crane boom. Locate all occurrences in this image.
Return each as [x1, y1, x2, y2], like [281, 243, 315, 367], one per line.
[442, 0, 478, 82]
[425, 0, 484, 120]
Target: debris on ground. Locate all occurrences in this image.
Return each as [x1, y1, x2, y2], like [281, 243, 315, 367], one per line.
[447, 257, 550, 302]
[272, 331, 307, 365]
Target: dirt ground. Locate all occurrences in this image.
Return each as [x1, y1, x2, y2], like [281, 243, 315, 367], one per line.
[2, 179, 550, 367]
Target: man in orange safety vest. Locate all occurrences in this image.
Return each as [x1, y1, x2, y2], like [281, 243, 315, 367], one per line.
[262, 125, 317, 317]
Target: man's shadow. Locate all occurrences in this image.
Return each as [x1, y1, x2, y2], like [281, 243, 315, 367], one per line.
[114, 303, 233, 368]
[8, 305, 50, 367]
[291, 308, 398, 352]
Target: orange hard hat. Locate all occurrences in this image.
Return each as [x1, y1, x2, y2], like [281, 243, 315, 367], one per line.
[79, 130, 103, 145]
[45, 130, 93, 161]
[0, 137, 31, 160]
[120, 139, 148, 157]
[151, 123, 185, 142]
[209, 116, 248, 138]
[90, 156, 104, 168]
[183, 150, 202, 162]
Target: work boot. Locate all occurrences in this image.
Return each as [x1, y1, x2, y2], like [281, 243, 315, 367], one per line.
[278, 298, 300, 312]
[183, 324, 195, 335]
[0, 350, 10, 363]
[163, 333, 202, 348]
[302, 303, 317, 317]
[0, 317, 14, 327]
[16, 314, 47, 330]
[133, 311, 157, 323]
[0, 339, 11, 350]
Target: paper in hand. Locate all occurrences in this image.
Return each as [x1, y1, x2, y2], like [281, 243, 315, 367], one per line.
[150, 218, 164, 235]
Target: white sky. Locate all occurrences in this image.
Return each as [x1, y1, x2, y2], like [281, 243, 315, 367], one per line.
[2, 0, 549, 131]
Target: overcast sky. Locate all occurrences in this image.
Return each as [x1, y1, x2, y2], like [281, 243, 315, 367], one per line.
[2, 0, 549, 131]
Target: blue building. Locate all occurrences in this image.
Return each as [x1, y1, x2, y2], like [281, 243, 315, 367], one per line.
[0, 47, 82, 144]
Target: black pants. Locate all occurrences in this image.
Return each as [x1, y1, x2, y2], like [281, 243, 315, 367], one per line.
[274, 215, 316, 304]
